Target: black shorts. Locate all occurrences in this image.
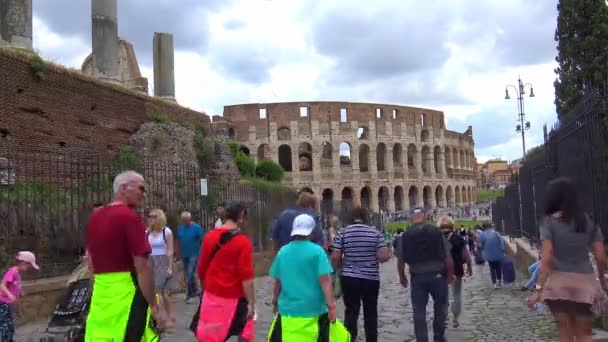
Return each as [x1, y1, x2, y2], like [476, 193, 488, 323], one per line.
[545, 299, 592, 317]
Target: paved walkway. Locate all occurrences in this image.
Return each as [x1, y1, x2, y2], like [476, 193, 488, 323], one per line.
[17, 258, 559, 341]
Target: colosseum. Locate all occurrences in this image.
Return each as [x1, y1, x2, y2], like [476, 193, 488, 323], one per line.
[223, 101, 477, 214]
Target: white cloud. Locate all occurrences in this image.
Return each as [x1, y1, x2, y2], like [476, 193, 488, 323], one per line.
[30, 0, 560, 161]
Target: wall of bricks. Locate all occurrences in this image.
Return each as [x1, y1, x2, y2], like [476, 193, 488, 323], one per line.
[0, 51, 210, 155]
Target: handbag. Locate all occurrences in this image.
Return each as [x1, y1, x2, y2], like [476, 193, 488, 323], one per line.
[189, 230, 241, 334]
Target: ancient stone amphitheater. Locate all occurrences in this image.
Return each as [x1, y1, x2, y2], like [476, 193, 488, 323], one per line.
[224, 102, 477, 214]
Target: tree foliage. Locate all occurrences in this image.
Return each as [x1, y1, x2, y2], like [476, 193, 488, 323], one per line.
[235, 151, 255, 177]
[255, 159, 284, 182]
[554, 0, 608, 118]
[526, 145, 545, 161]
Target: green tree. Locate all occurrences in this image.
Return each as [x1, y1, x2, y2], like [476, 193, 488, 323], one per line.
[554, 0, 608, 118]
[235, 151, 255, 177]
[255, 159, 284, 182]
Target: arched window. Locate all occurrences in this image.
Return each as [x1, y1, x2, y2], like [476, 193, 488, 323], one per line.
[359, 144, 370, 172]
[376, 143, 387, 171]
[320, 142, 333, 169]
[393, 143, 403, 168]
[394, 186, 404, 211]
[257, 144, 270, 160]
[408, 186, 419, 209]
[298, 142, 313, 171]
[278, 144, 292, 172]
[360, 187, 371, 209]
[339, 142, 352, 167]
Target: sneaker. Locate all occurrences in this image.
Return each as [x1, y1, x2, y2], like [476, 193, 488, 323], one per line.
[185, 297, 193, 304]
[497, 280, 502, 288]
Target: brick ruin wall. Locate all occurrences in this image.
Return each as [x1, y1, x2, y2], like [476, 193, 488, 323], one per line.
[0, 51, 210, 155]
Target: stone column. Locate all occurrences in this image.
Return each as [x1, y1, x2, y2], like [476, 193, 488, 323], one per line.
[312, 144, 321, 180]
[386, 146, 394, 180]
[415, 148, 422, 178]
[417, 189, 424, 208]
[370, 188, 378, 214]
[352, 190, 361, 207]
[92, 0, 119, 81]
[387, 187, 395, 213]
[439, 151, 446, 179]
[153, 32, 176, 100]
[291, 143, 300, 173]
[402, 148, 409, 180]
[0, 0, 33, 51]
[429, 188, 437, 209]
[350, 142, 359, 174]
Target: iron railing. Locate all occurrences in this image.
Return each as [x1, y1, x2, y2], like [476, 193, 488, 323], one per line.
[493, 94, 608, 242]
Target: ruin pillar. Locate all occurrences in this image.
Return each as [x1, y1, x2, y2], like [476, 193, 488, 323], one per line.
[386, 147, 394, 180]
[153, 32, 176, 100]
[92, 0, 119, 81]
[0, 0, 33, 51]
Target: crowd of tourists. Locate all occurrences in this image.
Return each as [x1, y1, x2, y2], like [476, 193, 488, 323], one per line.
[2, 172, 608, 342]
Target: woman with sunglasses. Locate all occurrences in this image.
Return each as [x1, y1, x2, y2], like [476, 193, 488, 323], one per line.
[147, 208, 176, 327]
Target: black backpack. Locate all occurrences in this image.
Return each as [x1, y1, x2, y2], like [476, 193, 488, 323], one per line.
[146, 228, 168, 244]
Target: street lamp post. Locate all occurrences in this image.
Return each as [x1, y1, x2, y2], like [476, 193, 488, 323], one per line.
[505, 77, 535, 159]
[504, 77, 535, 238]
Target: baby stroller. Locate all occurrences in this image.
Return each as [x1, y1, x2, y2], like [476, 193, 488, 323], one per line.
[39, 261, 92, 342]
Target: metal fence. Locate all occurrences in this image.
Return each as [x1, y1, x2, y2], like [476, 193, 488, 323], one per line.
[320, 199, 384, 231]
[492, 94, 608, 244]
[0, 146, 297, 279]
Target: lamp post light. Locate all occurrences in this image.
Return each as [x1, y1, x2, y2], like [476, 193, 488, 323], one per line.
[505, 77, 535, 159]
[504, 77, 534, 239]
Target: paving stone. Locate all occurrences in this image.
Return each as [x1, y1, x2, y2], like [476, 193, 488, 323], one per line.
[16, 259, 558, 341]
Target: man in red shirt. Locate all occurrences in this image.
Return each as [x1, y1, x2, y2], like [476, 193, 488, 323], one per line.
[196, 201, 255, 341]
[85, 170, 166, 341]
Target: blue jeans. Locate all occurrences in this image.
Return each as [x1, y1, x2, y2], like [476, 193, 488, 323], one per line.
[183, 256, 199, 299]
[411, 272, 448, 342]
[525, 261, 540, 289]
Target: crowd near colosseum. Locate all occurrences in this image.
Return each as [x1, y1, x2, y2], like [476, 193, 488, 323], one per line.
[224, 101, 477, 214]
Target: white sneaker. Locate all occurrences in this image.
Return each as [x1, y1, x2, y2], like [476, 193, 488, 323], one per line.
[497, 280, 502, 288]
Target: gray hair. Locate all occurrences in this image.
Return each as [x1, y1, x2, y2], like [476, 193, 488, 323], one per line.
[113, 171, 143, 194]
[181, 211, 192, 220]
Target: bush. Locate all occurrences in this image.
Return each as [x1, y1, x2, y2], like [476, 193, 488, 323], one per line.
[111, 145, 143, 176]
[151, 135, 162, 151]
[150, 111, 170, 123]
[30, 55, 47, 81]
[235, 151, 255, 177]
[193, 128, 215, 173]
[226, 141, 240, 157]
[255, 159, 284, 182]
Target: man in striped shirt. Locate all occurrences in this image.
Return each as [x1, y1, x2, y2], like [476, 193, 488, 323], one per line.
[331, 207, 391, 342]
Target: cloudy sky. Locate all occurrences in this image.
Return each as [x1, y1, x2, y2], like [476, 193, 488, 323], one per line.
[32, 0, 559, 163]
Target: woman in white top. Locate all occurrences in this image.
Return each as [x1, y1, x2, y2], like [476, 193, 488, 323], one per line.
[147, 208, 175, 325]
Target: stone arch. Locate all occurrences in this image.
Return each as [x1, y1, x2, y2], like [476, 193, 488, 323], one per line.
[423, 186, 433, 209]
[435, 185, 444, 208]
[321, 188, 334, 217]
[320, 142, 333, 168]
[453, 149, 459, 168]
[407, 144, 418, 170]
[455, 186, 461, 204]
[433, 145, 442, 173]
[394, 186, 404, 211]
[240, 146, 250, 156]
[357, 126, 369, 139]
[421, 145, 432, 174]
[393, 143, 403, 168]
[359, 144, 370, 172]
[376, 143, 387, 171]
[444, 146, 452, 168]
[361, 186, 371, 209]
[339, 142, 352, 167]
[468, 186, 473, 204]
[464, 150, 469, 169]
[462, 186, 468, 203]
[446, 185, 454, 207]
[341, 187, 354, 211]
[300, 187, 314, 195]
[378, 186, 389, 211]
[421, 129, 430, 142]
[278, 144, 292, 172]
[298, 142, 313, 171]
[408, 186, 419, 209]
[277, 126, 291, 141]
[257, 144, 270, 160]
[459, 150, 465, 169]
[228, 128, 236, 140]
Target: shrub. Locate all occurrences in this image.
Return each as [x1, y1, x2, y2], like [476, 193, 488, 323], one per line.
[150, 111, 170, 123]
[226, 141, 240, 157]
[30, 55, 48, 81]
[235, 151, 255, 177]
[255, 159, 284, 182]
[151, 136, 162, 151]
[111, 145, 144, 176]
[194, 128, 215, 173]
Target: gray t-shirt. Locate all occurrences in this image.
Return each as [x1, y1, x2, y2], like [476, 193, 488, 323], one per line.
[540, 215, 604, 274]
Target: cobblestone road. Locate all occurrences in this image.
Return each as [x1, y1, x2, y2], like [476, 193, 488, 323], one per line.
[17, 259, 559, 341]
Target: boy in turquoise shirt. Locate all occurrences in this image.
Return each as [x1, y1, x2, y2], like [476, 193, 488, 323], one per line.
[269, 214, 336, 340]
